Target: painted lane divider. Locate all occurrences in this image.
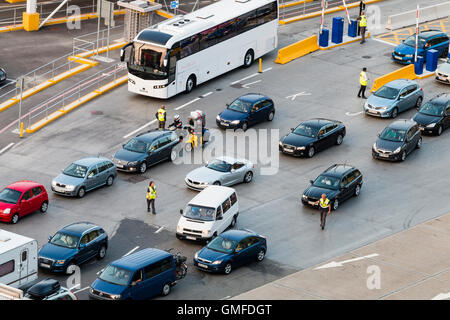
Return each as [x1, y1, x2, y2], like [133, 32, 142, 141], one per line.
[123, 119, 157, 139]
[124, 246, 140, 257]
[0, 143, 14, 155]
[242, 80, 262, 89]
[286, 91, 311, 100]
[345, 111, 364, 116]
[155, 226, 164, 234]
[174, 97, 201, 111]
[230, 67, 273, 85]
[314, 253, 379, 270]
[200, 91, 213, 98]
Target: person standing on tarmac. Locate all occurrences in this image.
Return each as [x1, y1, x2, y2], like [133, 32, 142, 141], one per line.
[146, 181, 157, 214]
[156, 105, 167, 130]
[358, 67, 368, 99]
[314, 193, 331, 230]
[358, 11, 367, 44]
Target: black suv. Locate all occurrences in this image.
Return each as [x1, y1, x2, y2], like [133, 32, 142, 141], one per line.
[413, 93, 450, 136]
[302, 164, 363, 211]
[112, 130, 180, 173]
[372, 120, 422, 161]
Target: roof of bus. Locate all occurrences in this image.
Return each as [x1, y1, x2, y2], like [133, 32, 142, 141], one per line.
[135, 0, 277, 48]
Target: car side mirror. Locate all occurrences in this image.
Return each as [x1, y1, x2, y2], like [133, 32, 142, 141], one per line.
[217, 215, 223, 220]
[48, 235, 52, 241]
[290, 128, 294, 132]
[309, 180, 314, 184]
[130, 281, 137, 287]
[79, 243, 86, 249]
[226, 103, 230, 107]
[179, 209, 183, 215]
[377, 133, 380, 137]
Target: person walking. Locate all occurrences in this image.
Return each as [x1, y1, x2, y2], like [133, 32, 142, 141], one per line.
[146, 181, 157, 214]
[314, 193, 331, 230]
[156, 105, 167, 130]
[358, 11, 367, 44]
[358, 67, 368, 99]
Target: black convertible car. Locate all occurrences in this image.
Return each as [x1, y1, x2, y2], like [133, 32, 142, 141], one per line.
[279, 118, 346, 158]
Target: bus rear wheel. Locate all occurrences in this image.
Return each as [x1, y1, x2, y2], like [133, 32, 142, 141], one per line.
[185, 75, 196, 93]
[243, 50, 254, 68]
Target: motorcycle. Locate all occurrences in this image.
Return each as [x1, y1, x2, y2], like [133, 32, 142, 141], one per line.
[166, 248, 187, 280]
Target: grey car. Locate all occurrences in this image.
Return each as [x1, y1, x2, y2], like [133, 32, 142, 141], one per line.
[364, 79, 423, 118]
[51, 157, 117, 198]
[435, 59, 450, 84]
[185, 156, 254, 190]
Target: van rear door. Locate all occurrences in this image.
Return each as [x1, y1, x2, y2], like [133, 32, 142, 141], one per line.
[142, 257, 174, 299]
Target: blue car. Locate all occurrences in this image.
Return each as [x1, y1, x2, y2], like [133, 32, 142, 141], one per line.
[89, 248, 177, 300]
[193, 229, 267, 275]
[364, 79, 423, 118]
[392, 30, 449, 64]
[216, 94, 275, 131]
[38, 222, 108, 274]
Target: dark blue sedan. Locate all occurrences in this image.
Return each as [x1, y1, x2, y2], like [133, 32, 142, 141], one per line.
[38, 222, 108, 274]
[216, 94, 275, 131]
[193, 229, 267, 275]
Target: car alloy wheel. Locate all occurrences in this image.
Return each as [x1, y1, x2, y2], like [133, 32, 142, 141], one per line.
[106, 176, 114, 186]
[333, 199, 339, 211]
[354, 184, 361, 196]
[170, 149, 178, 162]
[11, 214, 19, 224]
[98, 245, 107, 259]
[213, 181, 221, 186]
[77, 187, 86, 198]
[241, 122, 248, 132]
[391, 108, 398, 118]
[256, 249, 265, 262]
[437, 125, 442, 136]
[308, 146, 315, 158]
[139, 162, 147, 173]
[40, 201, 48, 213]
[162, 283, 171, 296]
[416, 137, 422, 149]
[401, 151, 406, 161]
[336, 134, 343, 145]
[224, 263, 232, 275]
[267, 111, 274, 121]
[244, 171, 253, 183]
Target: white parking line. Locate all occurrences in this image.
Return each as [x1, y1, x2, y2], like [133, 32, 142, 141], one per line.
[200, 91, 213, 98]
[155, 226, 164, 233]
[124, 246, 140, 257]
[73, 286, 90, 294]
[0, 143, 14, 155]
[372, 38, 397, 47]
[175, 97, 201, 111]
[345, 111, 364, 116]
[230, 73, 259, 85]
[262, 67, 272, 72]
[242, 80, 261, 89]
[123, 120, 156, 139]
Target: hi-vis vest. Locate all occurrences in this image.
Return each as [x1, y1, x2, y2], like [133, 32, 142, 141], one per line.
[359, 15, 367, 27]
[319, 198, 330, 208]
[157, 109, 166, 122]
[360, 71, 368, 86]
[147, 186, 156, 200]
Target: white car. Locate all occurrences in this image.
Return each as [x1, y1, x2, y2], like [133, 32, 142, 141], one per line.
[185, 156, 254, 190]
[435, 59, 450, 84]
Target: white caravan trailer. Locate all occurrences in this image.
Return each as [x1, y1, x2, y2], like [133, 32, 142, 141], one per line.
[0, 229, 38, 288]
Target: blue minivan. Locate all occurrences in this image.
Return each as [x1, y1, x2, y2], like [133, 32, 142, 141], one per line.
[89, 248, 177, 300]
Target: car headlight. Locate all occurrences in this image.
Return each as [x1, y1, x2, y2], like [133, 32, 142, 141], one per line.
[364, 102, 369, 108]
[212, 260, 222, 265]
[3, 208, 11, 214]
[372, 143, 378, 152]
[65, 185, 75, 191]
[90, 288, 94, 294]
[405, 54, 413, 58]
[110, 294, 121, 300]
[302, 195, 308, 200]
[202, 230, 210, 237]
[231, 120, 240, 125]
[177, 225, 183, 233]
[194, 252, 198, 259]
[56, 260, 66, 265]
[279, 141, 283, 146]
[51, 180, 57, 187]
[200, 182, 208, 186]
[393, 147, 402, 154]
[216, 115, 221, 121]
[426, 123, 436, 128]
[379, 106, 388, 110]
[297, 146, 306, 150]
[128, 161, 138, 166]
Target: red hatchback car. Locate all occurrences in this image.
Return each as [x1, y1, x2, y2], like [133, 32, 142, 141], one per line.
[0, 181, 49, 224]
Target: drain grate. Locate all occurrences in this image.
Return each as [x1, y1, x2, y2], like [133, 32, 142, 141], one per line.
[90, 111, 104, 115]
[126, 175, 148, 184]
[362, 55, 372, 59]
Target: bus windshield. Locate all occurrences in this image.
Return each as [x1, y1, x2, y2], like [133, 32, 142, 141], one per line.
[129, 43, 168, 80]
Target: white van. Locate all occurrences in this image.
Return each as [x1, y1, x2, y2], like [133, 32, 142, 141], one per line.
[0, 229, 38, 288]
[176, 186, 239, 241]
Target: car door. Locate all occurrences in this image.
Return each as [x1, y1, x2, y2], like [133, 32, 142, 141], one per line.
[338, 175, 352, 201]
[77, 233, 95, 263]
[259, 99, 273, 121]
[96, 162, 109, 185]
[18, 190, 33, 217]
[341, 171, 359, 200]
[86, 230, 101, 260]
[130, 269, 147, 300]
[405, 85, 418, 110]
[315, 125, 329, 151]
[141, 260, 167, 299]
[248, 102, 261, 125]
[147, 139, 163, 166]
[218, 198, 232, 233]
[405, 126, 418, 154]
[86, 166, 100, 190]
[233, 237, 253, 267]
[227, 162, 246, 185]
[157, 135, 172, 160]
[397, 87, 409, 112]
[31, 186, 45, 212]
[444, 105, 450, 129]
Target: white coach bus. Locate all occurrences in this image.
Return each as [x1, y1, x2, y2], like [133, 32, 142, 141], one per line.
[121, 0, 279, 99]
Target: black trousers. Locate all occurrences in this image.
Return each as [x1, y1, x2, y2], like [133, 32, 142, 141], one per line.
[360, 26, 366, 43]
[158, 121, 165, 130]
[147, 199, 155, 214]
[358, 85, 367, 98]
[320, 208, 328, 228]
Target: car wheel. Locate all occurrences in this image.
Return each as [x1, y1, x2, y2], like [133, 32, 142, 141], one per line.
[185, 143, 192, 152]
[354, 184, 361, 197]
[40, 201, 48, 213]
[243, 50, 254, 68]
[400, 151, 407, 161]
[391, 107, 398, 118]
[65, 262, 76, 275]
[241, 122, 248, 132]
[307, 146, 315, 158]
[161, 282, 171, 296]
[243, 171, 253, 183]
[139, 162, 147, 173]
[437, 125, 443, 136]
[224, 263, 232, 275]
[213, 181, 221, 186]
[77, 187, 86, 198]
[442, 47, 449, 58]
[185, 75, 196, 93]
[267, 111, 274, 121]
[415, 97, 423, 109]
[333, 199, 339, 211]
[11, 214, 19, 224]
[230, 215, 237, 228]
[336, 134, 344, 145]
[416, 137, 422, 149]
[106, 175, 114, 186]
[256, 249, 265, 262]
[170, 149, 178, 162]
[97, 245, 107, 259]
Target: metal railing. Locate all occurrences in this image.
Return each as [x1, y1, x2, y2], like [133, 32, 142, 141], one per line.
[72, 24, 125, 56]
[25, 63, 127, 129]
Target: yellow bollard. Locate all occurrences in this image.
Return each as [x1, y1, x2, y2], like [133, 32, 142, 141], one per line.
[259, 58, 262, 73]
[20, 122, 23, 138]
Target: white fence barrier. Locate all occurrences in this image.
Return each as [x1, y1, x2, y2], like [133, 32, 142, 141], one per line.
[386, 1, 450, 30]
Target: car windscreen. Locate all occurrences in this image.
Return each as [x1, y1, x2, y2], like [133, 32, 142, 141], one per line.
[403, 35, 426, 47]
[99, 265, 133, 286]
[50, 232, 80, 249]
[206, 160, 231, 172]
[374, 86, 400, 99]
[313, 175, 340, 190]
[183, 205, 215, 221]
[380, 127, 406, 142]
[206, 236, 238, 254]
[419, 102, 445, 117]
[0, 188, 22, 204]
[293, 124, 319, 138]
[63, 163, 88, 178]
[227, 99, 252, 113]
[123, 138, 151, 153]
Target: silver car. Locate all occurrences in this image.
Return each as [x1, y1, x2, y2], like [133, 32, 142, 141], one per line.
[185, 156, 254, 190]
[51, 157, 117, 198]
[435, 59, 450, 84]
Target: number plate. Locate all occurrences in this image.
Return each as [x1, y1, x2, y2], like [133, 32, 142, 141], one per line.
[367, 109, 378, 114]
[186, 236, 196, 240]
[283, 148, 294, 153]
[308, 201, 316, 205]
[394, 55, 402, 60]
[221, 122, 229, 127]
[54, 186, 65, 193]
[379, 153, 389, 158]
[116, 164, 123, 168]
[40, 263, 51, 269]
[419, 127, 424, 131]
[198, 263, 208, 269]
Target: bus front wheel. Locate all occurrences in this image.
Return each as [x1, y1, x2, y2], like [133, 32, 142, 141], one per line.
[185, 75, 196, 93]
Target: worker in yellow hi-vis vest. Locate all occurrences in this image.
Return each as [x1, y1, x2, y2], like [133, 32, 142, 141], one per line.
[314, 194, 331, 230]
[359, 11, 367, 44]
[146, 181, 157, 214]
[358, 67, 368, 99]
[155, 105, 167, 130]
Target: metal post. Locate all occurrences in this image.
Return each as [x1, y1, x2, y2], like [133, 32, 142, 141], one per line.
[96, 0, 102, 55]
[107, 2, 111, 59]
[17, 77, 24, 134]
